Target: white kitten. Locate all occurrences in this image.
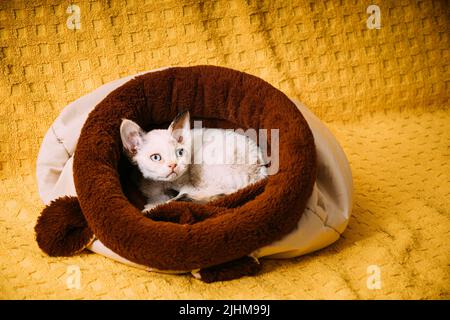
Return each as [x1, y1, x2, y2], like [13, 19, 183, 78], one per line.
[120, 111, 267, 213]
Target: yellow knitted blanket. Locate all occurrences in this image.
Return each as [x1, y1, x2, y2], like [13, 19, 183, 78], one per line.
[0, 0, 448, 299]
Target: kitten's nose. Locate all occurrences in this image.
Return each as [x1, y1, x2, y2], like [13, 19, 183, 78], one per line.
[168, 163, 177, 170]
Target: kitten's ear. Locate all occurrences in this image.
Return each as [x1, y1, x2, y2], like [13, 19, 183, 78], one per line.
[120, 119, 144, 156]
[168, 110, 190, 143]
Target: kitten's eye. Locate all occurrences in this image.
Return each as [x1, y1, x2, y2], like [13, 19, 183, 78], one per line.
[150, 154, 162, 161]
[175, 148, 184, 157]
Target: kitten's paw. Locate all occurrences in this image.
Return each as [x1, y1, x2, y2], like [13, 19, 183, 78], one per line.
[188, 193, 227, 204]
[173, 193, 193, 202]
[142, 204, 159, 215]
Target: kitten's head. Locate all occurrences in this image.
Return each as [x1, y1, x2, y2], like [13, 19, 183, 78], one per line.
[120, 111, 191, 182]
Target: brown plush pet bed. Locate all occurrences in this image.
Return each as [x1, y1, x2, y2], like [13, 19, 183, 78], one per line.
[35, 66, 316, 282]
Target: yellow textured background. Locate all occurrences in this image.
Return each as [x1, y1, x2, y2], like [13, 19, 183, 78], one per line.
[0, 0, 449, 299]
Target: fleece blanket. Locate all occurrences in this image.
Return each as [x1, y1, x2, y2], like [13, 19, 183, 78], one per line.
[0, 0, 448, 299]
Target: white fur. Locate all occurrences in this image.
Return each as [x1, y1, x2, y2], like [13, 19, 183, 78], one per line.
[120, 112, 267, 213]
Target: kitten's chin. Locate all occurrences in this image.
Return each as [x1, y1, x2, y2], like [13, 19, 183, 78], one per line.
[141, 169, 186, 182]
[145, 172, 180, 182]
[161, 172, 180, 182]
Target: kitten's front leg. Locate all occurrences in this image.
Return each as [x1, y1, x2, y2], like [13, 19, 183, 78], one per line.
[142, 203, 160, 213]
[141, 194, 172, 215]
[142, 189, 195, 215]
[178, 185, 226, 204]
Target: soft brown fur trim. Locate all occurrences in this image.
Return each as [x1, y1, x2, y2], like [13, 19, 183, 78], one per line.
[35, 196, 94, 256]
[198, 256, 262, 283]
